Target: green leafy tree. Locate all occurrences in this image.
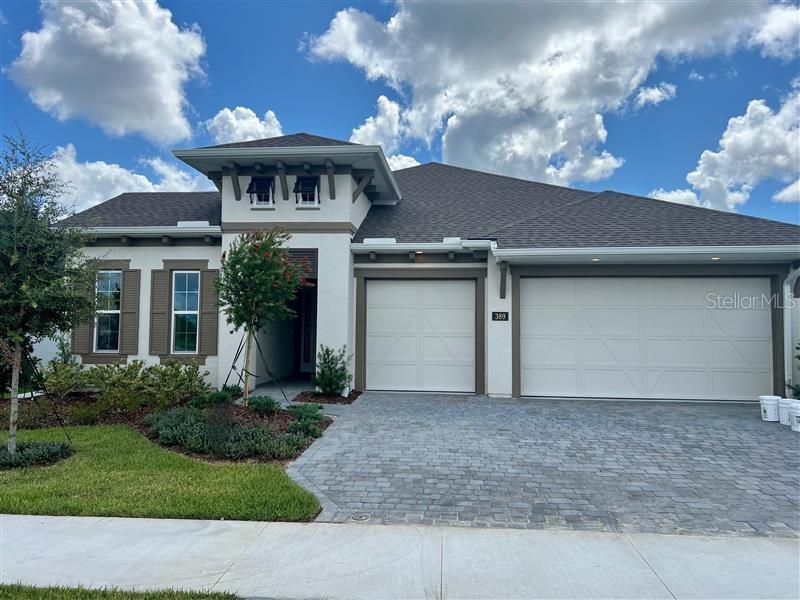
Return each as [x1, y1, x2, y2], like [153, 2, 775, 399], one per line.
[0, 132, 97, 453]
[216, 228, 310, 401]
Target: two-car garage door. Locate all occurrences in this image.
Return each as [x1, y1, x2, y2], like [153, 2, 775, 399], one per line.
[519, 277, 773, 400]
[366, 279, 476, 392]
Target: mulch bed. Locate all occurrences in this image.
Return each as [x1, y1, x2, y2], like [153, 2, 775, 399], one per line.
[293, 389, 362, 405]
[0, 393, 148, 429]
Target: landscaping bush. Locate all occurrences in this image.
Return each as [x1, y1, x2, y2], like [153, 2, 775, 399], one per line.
[312, 345, 352, 396]
[287, 418, 322, 438]
[288, 403, 324, 422]
[221, 384, 243, 400]
[146, 406, 308, 461]
[250, 395, 281, 416]
[71, 403, 105, 426]
[189, 390, 234, 409]
[43, 360, 88, 401]
[88, 361, 148, 411]
[0, 440, 72, 469]
[144, 361, 210, 409]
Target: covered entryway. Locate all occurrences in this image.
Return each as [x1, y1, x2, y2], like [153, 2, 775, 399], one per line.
[518, 277, 774, 400]
[363, 278, 480, 392]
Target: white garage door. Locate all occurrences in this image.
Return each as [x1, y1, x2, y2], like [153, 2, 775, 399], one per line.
[520, 277, 773, 400]
[366, 279, 475, 392]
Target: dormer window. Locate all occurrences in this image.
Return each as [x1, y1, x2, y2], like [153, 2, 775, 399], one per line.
[247, 176, 275, 206]
[293, 176, 320, 206]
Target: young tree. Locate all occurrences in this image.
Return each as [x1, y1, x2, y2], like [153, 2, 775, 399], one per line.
[0, 132, 97, 453]
[216, 228, 310, 401]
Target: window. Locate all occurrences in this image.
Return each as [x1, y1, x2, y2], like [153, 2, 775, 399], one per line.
[293, 176, 319, 205]
[95, 271, 122, 352]
[246, 176, 274, 206]
[172, 271, 200, 353]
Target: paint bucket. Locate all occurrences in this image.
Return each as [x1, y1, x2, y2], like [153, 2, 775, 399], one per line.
[779, 398, 793, 426]
[759, 395, 780, 422]
[790, 401, 800, 433]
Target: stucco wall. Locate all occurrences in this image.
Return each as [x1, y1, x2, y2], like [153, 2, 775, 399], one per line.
[82, 244, 223, 387]
[486, 258, 512, 397]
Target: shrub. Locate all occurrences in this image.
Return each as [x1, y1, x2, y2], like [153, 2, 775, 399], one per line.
[71, 402, 104, 425]
[287, 418, 322, 438]
[43, 361, 88, 401]
[266, 433, 308, 459]
[312, 345, 352, 396]
[189, 390, 234, 409]
[221, 384, 243, 400]
[250, 395, 281, 416]
[0, 441, 72, 469]
[88, 361, 148, 410]
[146, 406, 207, 447]
[288, 403, 324, 422]
[144, 361, 210, 409]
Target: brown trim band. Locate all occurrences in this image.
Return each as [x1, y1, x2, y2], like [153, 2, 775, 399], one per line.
[90, 237, 221, 247]
[221, 222, 357, 235]
[97, 259, 131, 270]
[510, 265, 791, 398]
[162, 259, 210, 270]
[354, 268, 487, 394]
[81, 354, 127, 365]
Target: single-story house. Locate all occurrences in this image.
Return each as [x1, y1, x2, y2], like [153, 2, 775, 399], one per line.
[66, 133, 800, 400]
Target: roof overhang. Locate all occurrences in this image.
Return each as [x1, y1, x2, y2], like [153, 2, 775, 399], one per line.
[84, 225, 222, 238]
[351, 238, 495, 254]
[172, 145, 402, 205]
[492, 245, 800, 264]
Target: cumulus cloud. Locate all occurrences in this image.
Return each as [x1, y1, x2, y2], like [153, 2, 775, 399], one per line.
[750, 3, 800, 60]
[350, 95, 403, 153]
[204, 106, 283, 145]
[634, 82, 677, 109]
[53, 144, 212, 212]
[651, 90, 799, 211]
[387, 154, 420, 170]
[649, 188, 699, 206]
[9, 0, 205, 144]
[308, 1, 797, 186]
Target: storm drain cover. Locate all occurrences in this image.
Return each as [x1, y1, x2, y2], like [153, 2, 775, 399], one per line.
[351, 512, 371, 522]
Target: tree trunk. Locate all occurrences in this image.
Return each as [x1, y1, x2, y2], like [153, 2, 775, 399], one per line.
[7, 342, 22, 454]
[242, 329, 253, 404]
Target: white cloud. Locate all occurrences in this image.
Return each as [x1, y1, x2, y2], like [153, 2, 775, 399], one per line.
[688, 70, 705, 82]
[52, 144, 212, 212]
[308, 1, 797, 186]
[750, 3, 800, 60]
[652, 90, 799, 211]
[634, 82, 677, 109]
[204, 106, 283, 145]
[774, 179, 800, 203]
[350, 95, 404, 153]
[387, 154, 420, 170]
[649, 188, 699, 206]
[9, 1, 205, 144]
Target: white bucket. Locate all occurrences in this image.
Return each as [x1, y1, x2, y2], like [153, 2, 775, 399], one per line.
[790, 402, 800, 433]
[759, 395, 780, 422]
[779, 398, 793, 425]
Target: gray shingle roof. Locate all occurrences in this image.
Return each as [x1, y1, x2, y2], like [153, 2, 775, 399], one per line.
[202, 132, 355, 150]
[354, 163, 800, 247]
[65, 192, 221, 227]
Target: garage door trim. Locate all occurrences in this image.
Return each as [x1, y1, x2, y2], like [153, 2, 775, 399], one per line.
[511, 263, 789, 398]
[355, 268, 486, 394]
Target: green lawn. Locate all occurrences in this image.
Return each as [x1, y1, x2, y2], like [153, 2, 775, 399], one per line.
[0, 426, 319, 521]
[0, 584, 236, 599]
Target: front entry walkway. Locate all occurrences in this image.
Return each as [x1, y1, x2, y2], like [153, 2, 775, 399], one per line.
[288, 393, 800, 537]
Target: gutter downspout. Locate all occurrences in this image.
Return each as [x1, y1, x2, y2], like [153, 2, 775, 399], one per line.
[784, 265, 800, 398]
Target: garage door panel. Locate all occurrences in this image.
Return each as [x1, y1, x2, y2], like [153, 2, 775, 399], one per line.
[367, 279, 475, 392]
[521, 277, 773, 400]
[582, 309, 639, 335]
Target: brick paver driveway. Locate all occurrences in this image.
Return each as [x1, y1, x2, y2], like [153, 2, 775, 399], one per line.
[288, 393, 800, 537]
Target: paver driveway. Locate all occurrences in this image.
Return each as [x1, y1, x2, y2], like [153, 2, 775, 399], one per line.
[288, 393, 800, 537]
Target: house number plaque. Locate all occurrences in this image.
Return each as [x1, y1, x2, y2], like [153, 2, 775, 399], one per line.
[491, 311, 509, 321]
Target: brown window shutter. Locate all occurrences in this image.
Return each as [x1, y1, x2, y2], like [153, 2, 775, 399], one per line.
[119, 269, 140, 355]
[149, 269, 170, 355]
[199, 269, 219, 356]
[71, 321, 93, 355]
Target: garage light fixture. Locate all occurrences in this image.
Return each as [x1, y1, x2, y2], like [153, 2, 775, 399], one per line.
[591, 257, 600, 262]
[416, 250, 423, 254]
[711, 256, 720, 261]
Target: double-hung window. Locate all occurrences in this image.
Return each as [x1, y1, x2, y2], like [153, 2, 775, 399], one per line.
[247, 176, 274, 206]
[172, 271, 200, 354]
[293, 176, 320, 206]
[95, 271, 122, 352]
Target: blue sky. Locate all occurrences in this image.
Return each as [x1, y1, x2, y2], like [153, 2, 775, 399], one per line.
[1, 1, 798, 224]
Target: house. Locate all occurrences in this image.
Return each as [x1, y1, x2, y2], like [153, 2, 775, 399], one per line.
[66, 133, 800, 401]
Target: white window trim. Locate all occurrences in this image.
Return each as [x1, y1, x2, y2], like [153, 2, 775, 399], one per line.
[93, 270, 122, 353]
[171, 270, 200, 355]
[295, 176, 321, 207]
[252, 186, 275, 207]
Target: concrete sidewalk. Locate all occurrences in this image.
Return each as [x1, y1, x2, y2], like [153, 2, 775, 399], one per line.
[1, 515, 798, 599]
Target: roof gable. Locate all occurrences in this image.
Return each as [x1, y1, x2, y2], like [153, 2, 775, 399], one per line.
[201, 132, 356, 150]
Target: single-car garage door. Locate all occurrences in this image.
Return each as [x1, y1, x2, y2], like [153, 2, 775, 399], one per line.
[520, 277, 773, 400]
[366, 279, 475, 392]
